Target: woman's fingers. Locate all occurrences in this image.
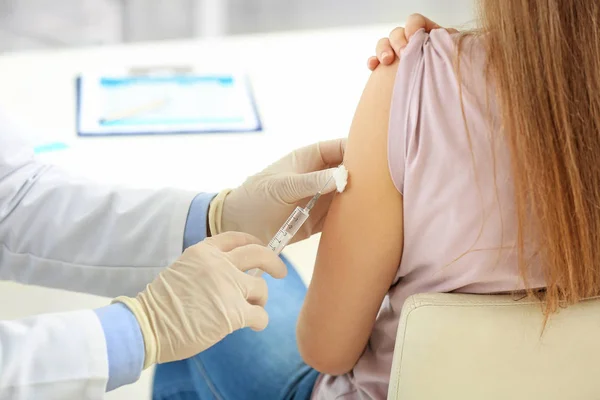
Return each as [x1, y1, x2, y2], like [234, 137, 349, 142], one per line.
[367, 56, 380, 71]
[369, 14, 459, 71]
[388, 27, 408, 55]
[375, 37, 394, 66]
[374, 27, 408, 67]
[404, 13, 441, 39]
[405, 14, 458, 36]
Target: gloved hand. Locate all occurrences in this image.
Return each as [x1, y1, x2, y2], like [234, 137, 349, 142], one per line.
[113, 232, 287, 368]
[209, 138, 346, 245]
[366, 13, 459, 71]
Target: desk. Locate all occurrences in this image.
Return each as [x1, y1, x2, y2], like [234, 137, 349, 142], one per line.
[0, 23, 395, 399]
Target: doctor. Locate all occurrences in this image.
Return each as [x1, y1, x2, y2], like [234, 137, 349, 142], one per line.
[0, 110, 346, 398]
[0, 15, 433, 400]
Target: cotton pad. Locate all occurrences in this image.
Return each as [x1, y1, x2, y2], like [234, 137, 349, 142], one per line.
[333, 165, 348, 193]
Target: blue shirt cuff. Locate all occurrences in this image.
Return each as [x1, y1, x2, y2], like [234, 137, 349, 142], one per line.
[183, 192, 216, 250]
[95, 303, 145, 391]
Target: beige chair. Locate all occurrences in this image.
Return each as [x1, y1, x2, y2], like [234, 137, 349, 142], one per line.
[388, 293, 600, 400]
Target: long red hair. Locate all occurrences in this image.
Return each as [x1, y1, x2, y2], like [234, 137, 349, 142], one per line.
[477, 0, 600, 316]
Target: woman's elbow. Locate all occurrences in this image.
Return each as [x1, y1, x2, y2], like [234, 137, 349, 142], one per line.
[300, 349, 357, 375]
[297, 332, 359, 375]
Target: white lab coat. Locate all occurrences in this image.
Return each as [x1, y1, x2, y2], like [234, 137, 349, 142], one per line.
[0, 111, 198, 399]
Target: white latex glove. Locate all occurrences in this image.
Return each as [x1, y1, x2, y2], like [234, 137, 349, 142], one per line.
[209, 138, 346, 244]
[113, 232, 287, 368]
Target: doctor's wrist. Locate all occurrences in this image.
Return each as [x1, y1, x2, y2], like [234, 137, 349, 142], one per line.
[183, 193, 218, 250]
[206, 208, 211, 237]
[95, 303, 145, 391]
[208, 189, 233, 237]
[112, 296, 157, 370]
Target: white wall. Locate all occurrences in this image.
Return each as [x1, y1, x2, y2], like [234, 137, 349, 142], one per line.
[227, 0, 474, 34]
[0, 0, 122, 51]
[0, 0, 475, 52]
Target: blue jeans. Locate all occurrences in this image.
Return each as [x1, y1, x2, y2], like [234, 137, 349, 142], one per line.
[153, 257, 319, 400]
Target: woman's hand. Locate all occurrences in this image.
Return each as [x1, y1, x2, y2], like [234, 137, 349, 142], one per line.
[367, 14, 458, 71]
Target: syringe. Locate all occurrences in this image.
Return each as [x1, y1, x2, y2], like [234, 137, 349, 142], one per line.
[249, 174, 334, 277]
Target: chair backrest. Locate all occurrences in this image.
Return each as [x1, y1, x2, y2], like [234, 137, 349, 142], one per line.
[388, 293, 600, 400]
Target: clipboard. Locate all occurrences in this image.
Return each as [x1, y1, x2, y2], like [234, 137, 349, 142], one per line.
[76, 67, 262, 137]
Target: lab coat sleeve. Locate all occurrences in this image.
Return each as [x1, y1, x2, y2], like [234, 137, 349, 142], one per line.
[0, 111, 211, 297]
[0, 309, 108, 400]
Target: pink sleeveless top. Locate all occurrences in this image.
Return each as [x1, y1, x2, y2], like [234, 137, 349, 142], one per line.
[311, 29, 545, 399]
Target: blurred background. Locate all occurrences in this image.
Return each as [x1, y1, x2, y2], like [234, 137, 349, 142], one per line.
[0, 0, 475, 52]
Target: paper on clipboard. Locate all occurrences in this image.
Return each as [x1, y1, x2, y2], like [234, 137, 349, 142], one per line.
[76, 71, 262, 136]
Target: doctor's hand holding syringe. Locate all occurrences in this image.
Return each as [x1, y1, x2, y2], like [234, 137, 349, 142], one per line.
[0, 128, 345, 399]
[112, 139, 348, 367]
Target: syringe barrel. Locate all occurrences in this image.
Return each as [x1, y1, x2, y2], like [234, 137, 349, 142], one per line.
[250, 207, 309, 277]
[267, 206, 309, 254]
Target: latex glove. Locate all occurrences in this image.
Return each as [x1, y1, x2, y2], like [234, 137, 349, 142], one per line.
[366, 13, 459, 70]
[209, 138, 346, 245]
[113, 232, 287, 368]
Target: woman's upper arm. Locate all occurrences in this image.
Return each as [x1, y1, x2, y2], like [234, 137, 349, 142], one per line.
[297, 59, 404, 375]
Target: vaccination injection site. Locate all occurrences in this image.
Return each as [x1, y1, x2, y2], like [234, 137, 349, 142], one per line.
[2, 0, 600, 399]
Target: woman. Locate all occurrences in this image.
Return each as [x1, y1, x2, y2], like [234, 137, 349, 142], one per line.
[154, 1, 600, 399]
